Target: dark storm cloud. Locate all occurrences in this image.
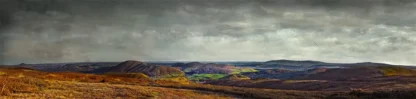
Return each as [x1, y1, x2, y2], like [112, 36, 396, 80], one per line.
[0, 0, 416, 65]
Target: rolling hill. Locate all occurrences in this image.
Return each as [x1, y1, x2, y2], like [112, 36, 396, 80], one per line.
[172, 62, 237, 74]
[98, 60, 185, 78]
[210, 65, 416, 91]
[3, 59, 416, 98]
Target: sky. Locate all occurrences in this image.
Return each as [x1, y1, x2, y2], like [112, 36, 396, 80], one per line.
[0, 0, 416, 65]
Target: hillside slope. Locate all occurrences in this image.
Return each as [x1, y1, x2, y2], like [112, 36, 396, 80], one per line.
[101, 60, 185, 78]
[172, 62, 256, 75]
[210, 66, 416, 91]
[172, 62, 236, 74]
[0, 66, 232, 99]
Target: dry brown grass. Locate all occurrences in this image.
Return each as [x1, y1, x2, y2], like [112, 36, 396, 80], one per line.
[43, 72, 153, 85]
[155, 77, 190, 84]
[0, 67, 358, 99]
[378, 66, 416, 76]
[156, 83, 333, 99]
[0, 77, 48, 96]
[0, 68, 49, 96]
[0, 67, 232, 98]
[1, 80, 232, 99]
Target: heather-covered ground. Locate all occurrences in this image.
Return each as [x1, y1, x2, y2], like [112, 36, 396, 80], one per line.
[4, 60, 416, 99]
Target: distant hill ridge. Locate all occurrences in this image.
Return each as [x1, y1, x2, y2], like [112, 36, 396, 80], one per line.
[103, 60, 185, 78]
[266, 60, 326, 64]
[172, 62, 237, 74]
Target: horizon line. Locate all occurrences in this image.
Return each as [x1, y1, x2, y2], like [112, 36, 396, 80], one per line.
[3, 59, 412, 66]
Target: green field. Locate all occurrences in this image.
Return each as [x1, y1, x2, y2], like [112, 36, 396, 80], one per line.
[187, 74, 227, 81]
[230, 68, 258, 74]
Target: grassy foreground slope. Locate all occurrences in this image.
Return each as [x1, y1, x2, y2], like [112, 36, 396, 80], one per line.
[4, 65, 416, 99]
[1, 80, 231, 99]
[157, 83, 332, 99]
[0, 67, 231, 99]
[0, 66, 335, 99]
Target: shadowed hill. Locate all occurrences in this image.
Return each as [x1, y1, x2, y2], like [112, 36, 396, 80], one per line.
[296, 66, 416, 80]
[210, 66, 416, 91]
[21, 62, 120, 73]
[219, 74, 251, 81]
[172, 62, 255, 75]
[100, 60, 185, 78]
[264, 60, 327, 66]
[172, 62, 236, 74]
[54, 64, 95, 73]
[242, 69, 293, 79]
[256, 60, 343, 70]
[294, 67, 383, 80]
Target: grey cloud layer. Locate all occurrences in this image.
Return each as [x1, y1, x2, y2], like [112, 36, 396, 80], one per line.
[0, 0, 416, 65]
